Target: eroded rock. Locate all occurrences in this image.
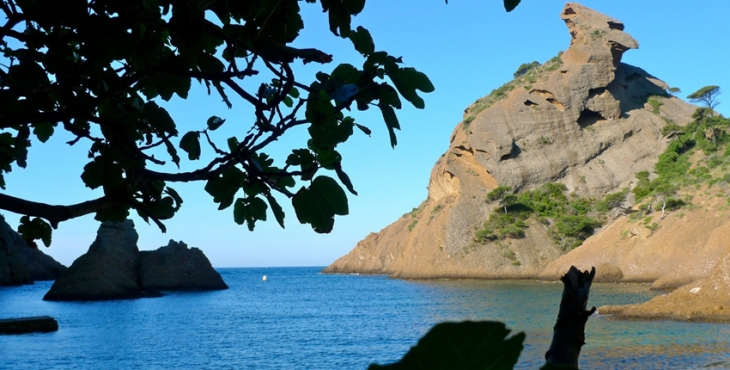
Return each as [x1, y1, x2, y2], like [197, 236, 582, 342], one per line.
[44, 221, 226, 301]
[324, 3, 697, 279]
[44, 220, 141, 301]
[140, 240, 228, 291]
[599, 255, 730, 322]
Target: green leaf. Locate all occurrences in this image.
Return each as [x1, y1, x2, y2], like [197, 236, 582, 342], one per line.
[14, 126, 30, 168]
[17, 216, 53, 247]
[389, 67, 434, 109]
[179, 131, 201, 160]
[164, 186, 183, 211]
[368, 321, 525, 370]
[330, 63, 360, 84]
[207, 116, 226, 131]
[292, 175, 348, 233]
[316, 148, 342, 170]
[355, 123, 372, 136]
[335, 165, 357, 195]
[204, 166, 245, 210]
[164, 138, 181, 167]
[378, 104, 400, 148]
[227, 137, 240, 152]
[349, 26, 375, 56]
[144, 102, 178, 135]
[265, 193, 286, 228]
[32, 122, 55, 143]
[504, 0, 522, 12]
[146, 196, 176, 220]
[233, 197, 268, 231]
[80, 156, 124, 190]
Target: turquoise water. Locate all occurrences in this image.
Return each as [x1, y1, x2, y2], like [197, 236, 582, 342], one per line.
[1, 267, 729, 369]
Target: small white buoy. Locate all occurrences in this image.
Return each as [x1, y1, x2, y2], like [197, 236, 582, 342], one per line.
[262, 275, 268, 282]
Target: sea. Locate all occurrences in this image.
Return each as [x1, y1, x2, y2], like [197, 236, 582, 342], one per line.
[1, 267, 729, 369]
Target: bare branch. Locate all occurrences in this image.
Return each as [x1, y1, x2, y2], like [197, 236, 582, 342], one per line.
[0, 193, 125, 229]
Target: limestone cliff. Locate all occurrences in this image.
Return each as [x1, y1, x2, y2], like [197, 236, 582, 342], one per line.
[324, 3, 697, 278]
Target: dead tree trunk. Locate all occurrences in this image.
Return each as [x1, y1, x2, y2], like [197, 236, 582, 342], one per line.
[544, 266, 596, 369]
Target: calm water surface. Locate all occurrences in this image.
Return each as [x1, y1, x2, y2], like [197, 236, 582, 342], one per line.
[1, 267, 729, 369]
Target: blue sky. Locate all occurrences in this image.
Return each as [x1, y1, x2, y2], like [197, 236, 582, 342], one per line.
[4, 0, 730, 267]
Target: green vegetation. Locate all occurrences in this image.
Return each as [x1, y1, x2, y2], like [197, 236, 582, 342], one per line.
[476, 183, 614, 250]
[462, 51, 564, 128]
[408, 219, 418, 232]
[632, 105, 730, 214]
[537, 136, 554, 145]
[668, 87, 681, 96]
[590, 29, 606, 40]
[687, 85, 721, 109]
[514, 61, 540, 78]
[647, 96, 664, 114]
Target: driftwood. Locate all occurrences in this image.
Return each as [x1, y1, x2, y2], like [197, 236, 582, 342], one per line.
[544, 266, 596, 369]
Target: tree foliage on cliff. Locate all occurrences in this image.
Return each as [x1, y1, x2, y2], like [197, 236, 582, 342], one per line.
[0, 0, 442, 245]
[687, 85, 721, 110]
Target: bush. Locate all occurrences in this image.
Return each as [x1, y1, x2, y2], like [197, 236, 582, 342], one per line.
[596, 189, 628, 212]
[555, 215, 600, 238]
[513, 61, 539, 78]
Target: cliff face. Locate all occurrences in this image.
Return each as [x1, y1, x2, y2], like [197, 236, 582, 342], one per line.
[324, 3, 697, 278]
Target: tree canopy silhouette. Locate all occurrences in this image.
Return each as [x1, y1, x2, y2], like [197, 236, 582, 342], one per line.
[0, 0, 446, 245]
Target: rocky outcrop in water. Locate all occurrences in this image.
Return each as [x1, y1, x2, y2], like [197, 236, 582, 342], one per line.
[324, 3, 697, 278]
[0, 215, 65, 287]
[140, 240, 228, 291]
[599, 254, 730, 322]
[44, 220, 142, 301]
[44, 221, 226, 301]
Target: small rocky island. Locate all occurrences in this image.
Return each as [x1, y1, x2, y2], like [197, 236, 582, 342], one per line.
[44, 220, 227, 301]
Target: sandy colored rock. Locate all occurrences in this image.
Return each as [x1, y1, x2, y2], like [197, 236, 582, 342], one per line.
[324, 3, 697, 278]
[140, 240, 228, 291]
[538, 192, 730, 289]
[44, 220, 142, 301]
[599, 254, 730, 322]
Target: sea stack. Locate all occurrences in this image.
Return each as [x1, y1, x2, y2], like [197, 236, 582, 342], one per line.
[44, 221, 227, 301]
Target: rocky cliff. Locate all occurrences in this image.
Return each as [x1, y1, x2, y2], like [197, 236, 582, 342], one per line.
[324, 3, 697, 278]
[0, 215, 65, 286]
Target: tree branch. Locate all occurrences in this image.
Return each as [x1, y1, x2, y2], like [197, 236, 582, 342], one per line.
[0, 193, 125, 228]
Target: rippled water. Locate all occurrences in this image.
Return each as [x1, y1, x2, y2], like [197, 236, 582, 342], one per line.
[1, 267, 729, 369]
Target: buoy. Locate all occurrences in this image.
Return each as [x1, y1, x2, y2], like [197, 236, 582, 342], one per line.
[262, 275, 268, 282]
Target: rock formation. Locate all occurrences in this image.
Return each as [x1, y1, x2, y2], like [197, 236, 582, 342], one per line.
[324, 3, 697, 278]
[140, 240, 228, 291]
[44, 221, 226, 301]
[599, 254, 730, 322]
[44, 220, 143, 301]
[0, 215, 65, 287]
